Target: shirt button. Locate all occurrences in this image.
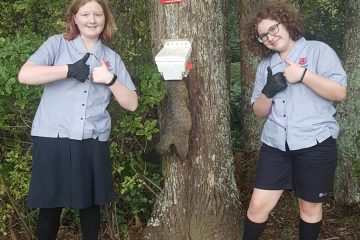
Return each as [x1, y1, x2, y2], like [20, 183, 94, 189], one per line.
[82, 104, 85, 106]
[283, 114, 286, 117]
[84, 90, 87, 93]
[283, 100, 285, 103]
[81, 118, 84, 120]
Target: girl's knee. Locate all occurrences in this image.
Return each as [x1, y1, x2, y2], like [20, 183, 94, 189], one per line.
[299, 199, 323, 222]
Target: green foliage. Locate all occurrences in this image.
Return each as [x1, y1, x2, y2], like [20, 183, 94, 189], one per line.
[0, 0, 68, 37]
[0, 2, 67, 234]
[109, 65, 165, 229]
[101, 4, 164, 234]
[118, 66, 165, 140]
[290, 0, 345, 54]
[109, 0, 152, 69]
[0, 148, 33, 237]
[0, 32, 44, 237]
[0, 32, 44, 147]
[229, 62, 243, 150]
[2, 150, 31, 202]
[0, 32, 43, 109]
[226, 0, 240, 62]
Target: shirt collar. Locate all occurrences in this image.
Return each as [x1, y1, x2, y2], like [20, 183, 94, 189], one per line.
[71, 35, 104, 60]
[270, 37, 307, 67]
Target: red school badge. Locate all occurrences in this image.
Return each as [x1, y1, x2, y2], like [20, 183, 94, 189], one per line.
[104, 60, 112, 68]
[298, 57, 307, 65]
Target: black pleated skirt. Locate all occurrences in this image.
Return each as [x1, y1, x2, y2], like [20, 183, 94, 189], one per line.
[27, 136, 114, 209]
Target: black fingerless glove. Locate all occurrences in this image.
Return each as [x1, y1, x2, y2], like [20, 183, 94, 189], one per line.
[67, 53, 90, 83]
[261, 66, 288, 98]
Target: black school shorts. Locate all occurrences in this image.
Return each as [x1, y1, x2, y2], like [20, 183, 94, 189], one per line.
[254, 137, 337, 203]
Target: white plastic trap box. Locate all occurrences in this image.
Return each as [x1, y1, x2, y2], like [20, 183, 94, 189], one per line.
[155, 39, 192, 80]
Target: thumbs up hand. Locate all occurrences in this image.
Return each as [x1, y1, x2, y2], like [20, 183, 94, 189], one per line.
[283, 59, 306, 83]
[261, 66, 288, 98]
[92, 59, 114, 85]
[67, 53, 90, 82]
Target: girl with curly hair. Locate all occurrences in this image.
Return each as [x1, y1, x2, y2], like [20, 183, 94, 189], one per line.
[241, 1, 347, 239]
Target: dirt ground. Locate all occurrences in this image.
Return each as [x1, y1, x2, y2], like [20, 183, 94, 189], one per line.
[7, 151, 360, 240]
[52, 196, 360, 240]
[49, 193, 360, 240]
[55, 150, 359, 240]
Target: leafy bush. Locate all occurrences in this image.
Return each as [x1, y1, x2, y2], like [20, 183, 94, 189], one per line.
[290, 0, 345, 54]
[108, 65, 165, 229]
[0, 31, 44, 238]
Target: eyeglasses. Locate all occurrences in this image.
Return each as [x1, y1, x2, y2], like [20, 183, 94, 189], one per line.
[257, 23, 281, 43]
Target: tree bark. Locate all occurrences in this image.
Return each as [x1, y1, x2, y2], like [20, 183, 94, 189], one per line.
[143, 1, 243, 239]
[334, 0, 360, 204]
[238, 0, 264, 152]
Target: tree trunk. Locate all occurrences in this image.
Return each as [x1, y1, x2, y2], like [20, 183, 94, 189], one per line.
[334, 0, 360, 204]
[143, 1, 243, 239]
[238, 0, 264, 152]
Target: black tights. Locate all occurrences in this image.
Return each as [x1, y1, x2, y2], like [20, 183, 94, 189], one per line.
[37, 205, 100, 240]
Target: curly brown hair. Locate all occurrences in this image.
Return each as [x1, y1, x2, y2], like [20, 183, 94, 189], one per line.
[241, 0, 304, 58]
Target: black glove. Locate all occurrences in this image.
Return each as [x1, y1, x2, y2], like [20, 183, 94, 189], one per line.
[67, 53, 90, 82]
[261, 66, 287, 98]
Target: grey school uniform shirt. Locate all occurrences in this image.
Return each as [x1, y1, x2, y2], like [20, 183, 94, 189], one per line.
[251, 37, 347, 151]
[28, 34, 136, 141]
